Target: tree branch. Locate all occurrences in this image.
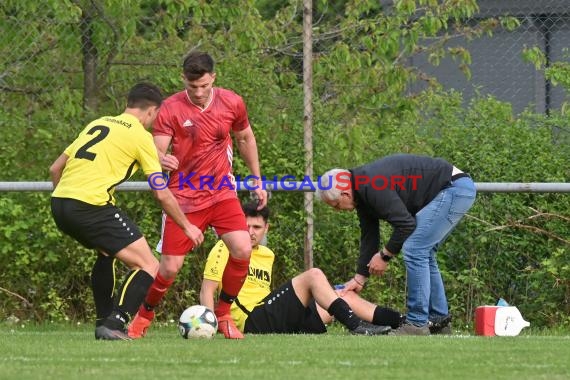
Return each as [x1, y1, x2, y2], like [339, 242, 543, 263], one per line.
[484, 207, 570, 244]
[0, 286, 32, 307]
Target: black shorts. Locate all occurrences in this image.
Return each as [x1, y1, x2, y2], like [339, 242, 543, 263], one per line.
[243, 280, 327, 334]
[51, 197, 143, 256]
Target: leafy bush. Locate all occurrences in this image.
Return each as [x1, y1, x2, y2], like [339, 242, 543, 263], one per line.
[1, 1, 568, 330]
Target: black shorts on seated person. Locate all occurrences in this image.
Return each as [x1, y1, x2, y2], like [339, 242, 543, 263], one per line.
[243, 279, 327, 334]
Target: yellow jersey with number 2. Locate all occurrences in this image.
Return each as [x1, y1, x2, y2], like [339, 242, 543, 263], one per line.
[52, 113, 162, 206]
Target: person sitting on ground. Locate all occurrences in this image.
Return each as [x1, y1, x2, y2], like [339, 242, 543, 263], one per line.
[200, 202, 403, 335]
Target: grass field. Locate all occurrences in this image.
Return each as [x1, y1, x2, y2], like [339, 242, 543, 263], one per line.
[1, 323, 569, 380]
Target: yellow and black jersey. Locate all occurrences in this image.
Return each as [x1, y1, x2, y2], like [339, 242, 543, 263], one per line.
[52, 113, 162, 205]
[203, 240, 274, 332]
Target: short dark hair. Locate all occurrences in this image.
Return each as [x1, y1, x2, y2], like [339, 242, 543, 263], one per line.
[242, 202, 270, 223]
[182, 51, 215, 81]
[127, 82, 163, 109]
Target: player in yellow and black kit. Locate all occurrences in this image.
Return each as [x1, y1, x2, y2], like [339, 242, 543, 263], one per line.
[49, 83, 204, 340]
[200, 202, 405, 336]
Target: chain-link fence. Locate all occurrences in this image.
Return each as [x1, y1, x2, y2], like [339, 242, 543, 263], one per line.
[410, 0, 570, 114]
[3, 2, 569, 112]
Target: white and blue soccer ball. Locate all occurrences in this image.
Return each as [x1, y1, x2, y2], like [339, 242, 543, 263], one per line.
[178, 305, 218, 339]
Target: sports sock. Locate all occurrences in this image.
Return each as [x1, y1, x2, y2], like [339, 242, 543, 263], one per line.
[104, 270, 154, 330]
[327, 298, 361, 330]
[90, 253, 116, 327]
[215, 255, 249, 316]
[373, 306, 406, 328]
[138, 272, 174, 319]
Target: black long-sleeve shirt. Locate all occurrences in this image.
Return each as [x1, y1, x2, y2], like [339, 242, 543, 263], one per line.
[350, 154, 454, 277]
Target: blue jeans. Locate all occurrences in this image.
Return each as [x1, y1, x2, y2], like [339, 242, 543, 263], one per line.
[402, 177, 476, 326]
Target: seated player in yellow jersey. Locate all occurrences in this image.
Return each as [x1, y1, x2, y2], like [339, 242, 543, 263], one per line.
[200, 202, 405, 336]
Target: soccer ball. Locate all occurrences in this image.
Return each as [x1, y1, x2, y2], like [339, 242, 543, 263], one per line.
[178, 305, 218, 339]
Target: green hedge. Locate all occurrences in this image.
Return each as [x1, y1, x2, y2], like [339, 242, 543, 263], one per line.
[1, 92, 568, 330]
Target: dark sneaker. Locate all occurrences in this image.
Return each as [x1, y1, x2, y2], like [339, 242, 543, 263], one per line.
[389, 322, 430, 336]
[350, 321, 391, 336]
[429, 315, 452, 335]
[95, 325, 132, 341]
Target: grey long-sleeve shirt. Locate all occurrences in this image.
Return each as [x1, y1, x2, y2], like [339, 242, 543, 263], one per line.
[350, 154, 454, 277]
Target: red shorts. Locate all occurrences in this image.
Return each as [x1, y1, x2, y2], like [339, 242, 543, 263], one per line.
[159, 198, 247, 256]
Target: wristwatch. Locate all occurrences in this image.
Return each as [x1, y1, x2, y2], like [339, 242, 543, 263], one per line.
[380, 253, 393, 262]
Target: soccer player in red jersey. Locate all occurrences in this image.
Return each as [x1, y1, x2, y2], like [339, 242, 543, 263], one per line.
[128, 51, 267, 339]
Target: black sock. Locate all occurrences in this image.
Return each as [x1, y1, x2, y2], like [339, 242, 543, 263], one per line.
[104, 270, 154, 330]
[373, 306, 406, 329]
[91, 253, 116, 327]
[327, 298, 361, 330]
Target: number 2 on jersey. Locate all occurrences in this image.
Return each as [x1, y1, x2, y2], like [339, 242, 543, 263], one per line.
[75, 125, 110, 161]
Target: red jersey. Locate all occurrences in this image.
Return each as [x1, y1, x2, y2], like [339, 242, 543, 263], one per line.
[153, 87, 250, 212]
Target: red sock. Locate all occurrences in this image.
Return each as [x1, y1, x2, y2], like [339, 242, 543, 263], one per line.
[215, 255, 249, 316]
[138, 272, 174, 319]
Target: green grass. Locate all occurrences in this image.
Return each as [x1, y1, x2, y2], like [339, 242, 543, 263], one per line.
[1, 324, 569, 380]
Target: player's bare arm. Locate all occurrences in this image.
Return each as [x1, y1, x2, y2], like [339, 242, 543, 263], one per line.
[151, 186, 204, 247]
[234, 126, 267, 208]
[199, 278, 219, 311]
[153, 135, 179, 171]
[49, 153, 69, 187]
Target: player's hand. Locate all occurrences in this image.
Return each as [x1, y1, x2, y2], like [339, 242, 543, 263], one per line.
[160, 154, 179, 171]
[184, 224, 204, 247]
[339, 276, 367, 295]
[367, 252, 388, 276]
[253, 188, 268, 209]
